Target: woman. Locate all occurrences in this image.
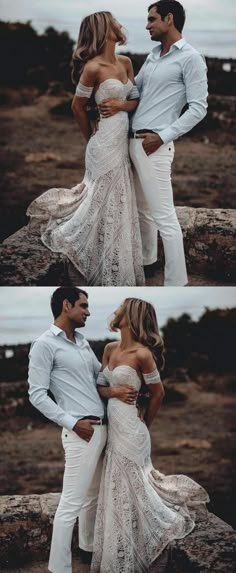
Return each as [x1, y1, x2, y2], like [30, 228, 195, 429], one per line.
[26, 12, 145, 286]
[92, 298, 209, 573]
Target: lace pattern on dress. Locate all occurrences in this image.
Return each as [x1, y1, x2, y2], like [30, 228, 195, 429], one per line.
[27, 79, 145, 286]
[75, 82, 93, 97]
[143, 368, 161, 384]
[91, 365, 209, 573]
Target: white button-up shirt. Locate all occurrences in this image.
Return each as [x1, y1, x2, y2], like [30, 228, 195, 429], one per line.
[28, 324, 104, 431]
[132, 38, 208, 144]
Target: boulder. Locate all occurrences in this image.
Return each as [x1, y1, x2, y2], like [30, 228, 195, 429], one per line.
[0, 494, 235, 571]
[0, 208, 235, 285]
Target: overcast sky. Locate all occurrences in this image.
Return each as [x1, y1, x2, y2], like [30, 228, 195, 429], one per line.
[0, 287, 235, 345]
[1, 0, 236, 55]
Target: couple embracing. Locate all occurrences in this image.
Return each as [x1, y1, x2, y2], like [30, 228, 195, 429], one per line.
[28, 287, 209, 573]
[27, 1, 208, 287]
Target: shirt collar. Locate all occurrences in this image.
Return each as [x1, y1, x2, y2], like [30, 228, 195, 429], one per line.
[173, 38, 186, 50]
[152, 37, 186, 55]
[50, 324, 63, 336]
[50, 324, 84, 343]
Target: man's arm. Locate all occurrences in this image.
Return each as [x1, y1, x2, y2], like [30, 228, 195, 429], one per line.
[98, 58, 139, 117]
[88, 345, 102, 378]
[28, 340, 78, 431]
[98, 381, 138, 403]
[135, 60, 147, 93]
[96, 343, 138, 404]
[158, 53, 208, 144]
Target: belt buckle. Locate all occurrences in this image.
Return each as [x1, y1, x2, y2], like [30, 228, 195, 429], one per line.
[99, 418, 103, 425]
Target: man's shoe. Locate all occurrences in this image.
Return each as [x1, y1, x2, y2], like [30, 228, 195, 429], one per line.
[78, 548, 93, 564]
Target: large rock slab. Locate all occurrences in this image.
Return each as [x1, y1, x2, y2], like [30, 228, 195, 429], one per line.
[0, 208, 235, 285]
[170, 512, 236, 572]
[0, 494, 59, 566]
[0, 494, 235, 571]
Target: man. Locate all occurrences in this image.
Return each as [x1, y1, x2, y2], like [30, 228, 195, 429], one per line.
[28, 287, 136, 573]
[129, 0, 208, 286]
[28, 287, 106, 573]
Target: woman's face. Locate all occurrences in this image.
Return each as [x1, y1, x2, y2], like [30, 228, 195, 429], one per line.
[112, 303, 128, 329]
[108, 17, 126, 44]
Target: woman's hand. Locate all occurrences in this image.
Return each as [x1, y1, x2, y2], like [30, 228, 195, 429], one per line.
[99, 98, 124, 117]
[114, 385, 138, 404]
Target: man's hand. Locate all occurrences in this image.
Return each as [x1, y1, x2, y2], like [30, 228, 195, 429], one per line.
[98, 98, 123, 117]
[72, 419, 100, 442]
[136, 133, 163, 156]
[114, 385, 138, 404]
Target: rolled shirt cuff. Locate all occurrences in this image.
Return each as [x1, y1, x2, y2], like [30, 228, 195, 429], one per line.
[157, 127, 175, 145]
[62, 413, 79, 431]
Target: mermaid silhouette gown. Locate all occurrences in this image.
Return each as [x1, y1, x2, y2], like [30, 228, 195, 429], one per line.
[91, 366, 209, 573]
[27, 79, 145, 286]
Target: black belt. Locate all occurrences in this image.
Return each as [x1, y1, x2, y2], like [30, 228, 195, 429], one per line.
[80, 416, 107, 425]
[129, 129, 156, 138]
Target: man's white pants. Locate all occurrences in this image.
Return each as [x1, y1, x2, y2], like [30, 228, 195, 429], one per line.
[48, 425, 107, 573]
[129, 139, 188, 286]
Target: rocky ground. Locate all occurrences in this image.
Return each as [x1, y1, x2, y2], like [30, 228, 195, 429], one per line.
[0, 87, 235, 242]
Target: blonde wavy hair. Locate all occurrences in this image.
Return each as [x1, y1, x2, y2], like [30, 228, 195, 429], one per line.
[109, 298, 165, 370]
[72, 11, 127, 85]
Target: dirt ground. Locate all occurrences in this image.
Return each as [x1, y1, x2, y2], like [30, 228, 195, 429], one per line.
[1, 381, 235, 530]
[0, 89, 235, 242]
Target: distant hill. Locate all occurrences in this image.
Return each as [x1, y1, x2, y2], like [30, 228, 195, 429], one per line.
[0, 21, 235, 95]
[0, 308, 235, 382]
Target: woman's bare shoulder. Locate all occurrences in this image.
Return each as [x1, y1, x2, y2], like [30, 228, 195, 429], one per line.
[117, 54, 132, 64]
[81, 59, 101, 83]
[136, 346, 155, 369]
[104, 340, 119, 356]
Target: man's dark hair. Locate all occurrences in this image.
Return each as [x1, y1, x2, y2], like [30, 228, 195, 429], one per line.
[51, 287, 88, 319]
[148, 1, 186, 32]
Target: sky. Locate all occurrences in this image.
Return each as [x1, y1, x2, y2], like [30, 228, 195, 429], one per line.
[0, 287, 235, 345]
[1, 0, 236, 56]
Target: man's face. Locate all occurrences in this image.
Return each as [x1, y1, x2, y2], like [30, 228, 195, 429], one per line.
[146, 7, 169, 41]
[67, 294, 90, 328]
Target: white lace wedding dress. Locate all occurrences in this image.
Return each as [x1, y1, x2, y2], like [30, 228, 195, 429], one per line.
[26, 79, 145, 286]
[91, 365, 209, 573]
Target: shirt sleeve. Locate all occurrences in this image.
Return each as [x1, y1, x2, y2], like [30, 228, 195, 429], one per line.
[96, 371, 109, 386]
[89, 347, 102, 377]
[127, 84, 140, 100]
[135, 61, 146, 92]
[158, 53, 208, 144]
[28, 340, 78, 431]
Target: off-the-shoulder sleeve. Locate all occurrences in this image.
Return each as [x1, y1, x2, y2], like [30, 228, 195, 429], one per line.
[143, 368, 161, 385]
[97, 371, 109, 386]
[75, 82, 93, 98]
[127, 84, 139, 100]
